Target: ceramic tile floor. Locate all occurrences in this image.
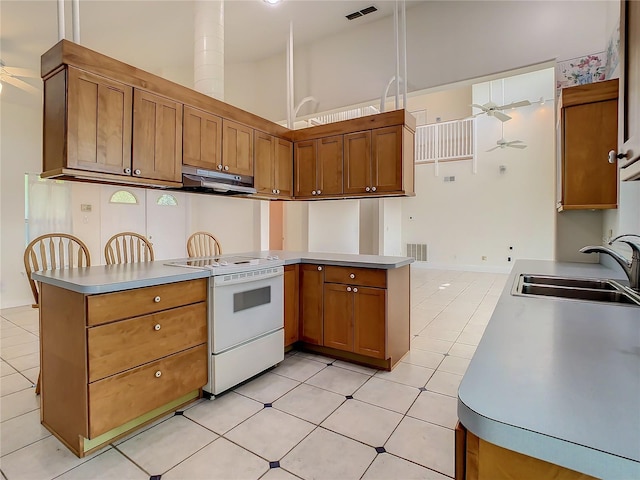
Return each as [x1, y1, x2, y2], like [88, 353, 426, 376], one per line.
[0, 268, 507, 480]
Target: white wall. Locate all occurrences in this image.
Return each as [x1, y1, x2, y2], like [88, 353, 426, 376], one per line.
[379, 198, 404, 256]
[226, 1, 612, 121]
[308, 200, 359, 254]
[402, 68, 556, 271]
[283, 201, 309, 251]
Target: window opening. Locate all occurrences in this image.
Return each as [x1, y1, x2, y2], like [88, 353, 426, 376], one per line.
[156, 194, 178, 206]
[109, 190, 138, 204]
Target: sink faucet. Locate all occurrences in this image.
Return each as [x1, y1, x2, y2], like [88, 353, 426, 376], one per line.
[580, 234, 640, 291]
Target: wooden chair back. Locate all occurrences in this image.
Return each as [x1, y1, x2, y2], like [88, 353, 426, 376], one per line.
[23, 233, 91, 307]
[187, 231, 223, 257]
[104, 232, 155, 265]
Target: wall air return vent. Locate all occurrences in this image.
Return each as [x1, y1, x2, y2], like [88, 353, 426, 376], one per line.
[346, 5, 378, 20]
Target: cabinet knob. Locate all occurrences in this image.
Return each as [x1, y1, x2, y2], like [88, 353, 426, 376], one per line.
[224, 165, 229, 171]
[217, 165, 223, 170]
[365, 187, 371, 192]
[134, 169, 141, 175]
[317, 190, 322, 195]
[155, 371, 162, 378]
[317, 266, 323, 271]
[154, 324, 161, 331]
[347, 286, 352, 292]
[353, 287, 358, 293]
[609, 150, 630, 164]
[349, 273, 355, 279]
[124, 168, 131, 174]
[276, 189, 280, 194]
[272, 189, 276, 194]
[371, 186, 377, 192]
[154, 296, 161, 303]
[312, 190, 317, 195]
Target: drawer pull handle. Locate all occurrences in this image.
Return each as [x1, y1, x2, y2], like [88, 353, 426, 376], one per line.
[353, 287, 358, 293]
[317, 266, 323, 271]
[154, 324, 161, 331]
[347, 287, 352, 292]
[155, 371, 162, 378]
[154, 296, 161, 303]
[350, 273, 355, 279]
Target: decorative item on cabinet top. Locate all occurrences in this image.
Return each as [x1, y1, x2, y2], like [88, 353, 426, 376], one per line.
[40, 39, 416, 200]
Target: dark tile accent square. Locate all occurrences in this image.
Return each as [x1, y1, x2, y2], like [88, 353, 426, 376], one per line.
[345, 395, 353, 400]
[269, 461, 280, 469]
[264, 403, 272, 408]
[327, 362, 333, 366]
[418, 387, 428, 392]
[174, 411, 184, 416]
[375, 446, 386, 454]
[413, 334, 419, 338]
[443, 353, 449, 357]
[150, 475, 162, 480]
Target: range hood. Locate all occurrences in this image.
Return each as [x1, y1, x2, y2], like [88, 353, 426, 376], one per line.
[181, 166, 257, 195]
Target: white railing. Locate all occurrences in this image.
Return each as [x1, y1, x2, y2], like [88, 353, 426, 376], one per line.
[306, 105, 380, 126]
[415, 118, 476, 164]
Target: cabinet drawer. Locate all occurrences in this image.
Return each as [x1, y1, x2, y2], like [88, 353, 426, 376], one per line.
[87, 278, 207, 326]
[324, 266, 386, 288]
[88, 302, 207, 382]
[88, 344, 207, 438]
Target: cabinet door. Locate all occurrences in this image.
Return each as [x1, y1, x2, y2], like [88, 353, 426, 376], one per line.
[344, 131, 371, 194]
[317, 135, 344, 196]
[353, 287, 386, 359]
[183, 106, 222, 171]
[372, 126, 403, 192]
[295, 140, 317, 197]
[222, 119, 254, 176]
[299, 264, 324, 345]
[619, 0, 640, 181]
[274, 138, 293, 197]
[562, 98, 618, 208]
[323, 283, 354, 352]
[284, 265, 299, 347]
[255, 131, 275, 195]
[67, 67, 132, 175]
[132, 90, 182, 182]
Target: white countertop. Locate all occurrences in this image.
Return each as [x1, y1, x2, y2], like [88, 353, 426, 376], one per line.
[32, 250, 413, 294]
[458, 260, 640, 479]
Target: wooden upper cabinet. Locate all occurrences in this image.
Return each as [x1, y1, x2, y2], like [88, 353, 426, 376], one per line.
[255, 132, 292, 197]
[222, 119, 253, 176]
[183, 106, 222, 171]
[66, 67, 132, 176]
[299, 264, 324, 345]
[619, 0, 640, 181]
[372, 126, 403, 193]
[317, 135, 344, 196]
[295, 140, 317, 197]
[559, 80, 618, 209]
[274, 137, 293, 197]
[344, 131, 372, 194]
[132, 90, 182, 182]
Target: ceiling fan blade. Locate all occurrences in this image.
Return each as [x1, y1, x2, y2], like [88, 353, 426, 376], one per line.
[493, 111, 512, 122]
[470, 103, 489, 112]
[1, 74, 40, 95]
[486, 145, 501, 152]
[509, 144, 528, 149]
[3, 66, 39, 78]
[506, 140, 524, 145]
[497, 100, 532, 110]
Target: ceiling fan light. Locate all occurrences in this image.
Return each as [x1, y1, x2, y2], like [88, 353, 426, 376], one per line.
[263, 0, 282, 5]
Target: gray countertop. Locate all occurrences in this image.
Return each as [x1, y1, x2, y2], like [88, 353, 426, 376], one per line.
[458, 260, 640, 479]
[32, 250, 413, 294]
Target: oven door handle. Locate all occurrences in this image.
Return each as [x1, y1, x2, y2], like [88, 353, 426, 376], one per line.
[212, 267, 284, 287]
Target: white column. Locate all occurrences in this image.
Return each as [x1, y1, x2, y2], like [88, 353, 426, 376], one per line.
[194, 1, 224, 100]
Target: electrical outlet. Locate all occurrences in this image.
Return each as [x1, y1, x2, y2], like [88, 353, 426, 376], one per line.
[81, 204, 92, 212]
[482, 256, 487, 261]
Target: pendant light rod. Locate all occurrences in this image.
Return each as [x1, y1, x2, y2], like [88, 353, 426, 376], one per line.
[57, 0, 65, 41]
[72, 0, 80, 43]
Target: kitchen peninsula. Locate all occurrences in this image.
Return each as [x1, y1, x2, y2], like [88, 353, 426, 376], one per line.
[32, 251, 412, 458]
[456, 260, 640, 479]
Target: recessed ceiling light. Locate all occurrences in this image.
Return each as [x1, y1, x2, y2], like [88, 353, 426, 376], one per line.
[263, 0, 282, 5]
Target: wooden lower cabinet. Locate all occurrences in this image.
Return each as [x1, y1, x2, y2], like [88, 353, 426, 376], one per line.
[300, 264, 409, 370]
[284, 264, 299, 346]
[299, 264, 324, 344]
[39, 278, 208, 457]
[455, 423, 597, 480]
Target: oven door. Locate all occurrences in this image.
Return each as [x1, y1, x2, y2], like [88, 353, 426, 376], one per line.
[210, 266, 284, 353]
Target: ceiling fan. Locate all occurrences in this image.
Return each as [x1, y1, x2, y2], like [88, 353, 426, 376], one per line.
[487, 122, 527, 152]
[0, 60, 40, 95]
[471, 79, 531, 122]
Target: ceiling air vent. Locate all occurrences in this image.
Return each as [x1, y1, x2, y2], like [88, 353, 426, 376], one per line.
[345, 5, 378, 20]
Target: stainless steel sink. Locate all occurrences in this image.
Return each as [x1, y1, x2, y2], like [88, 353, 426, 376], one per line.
[513, 274, 640, 307]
